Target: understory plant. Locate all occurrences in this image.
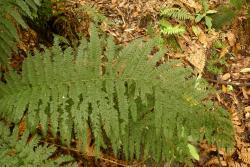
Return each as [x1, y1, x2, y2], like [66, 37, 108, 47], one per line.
[206, 53, 227, 75]
[160, 6, 193, 35]
[212, 0, 249, 29]
[0, 26, 234, 165]
[206, 40, 229, 75]
[159, 5, 193, 51]
[195, 0, 217, 30]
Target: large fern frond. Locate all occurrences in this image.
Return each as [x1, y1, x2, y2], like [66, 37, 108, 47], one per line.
[0, 26, 234, 163]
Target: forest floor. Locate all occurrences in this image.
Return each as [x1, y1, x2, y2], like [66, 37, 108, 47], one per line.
[13, 0, 250, 166]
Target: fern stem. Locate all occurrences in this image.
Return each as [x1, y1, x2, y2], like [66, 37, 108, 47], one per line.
[40, 139, 148, 167]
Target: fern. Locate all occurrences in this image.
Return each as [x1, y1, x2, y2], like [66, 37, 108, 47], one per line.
[160, 7, 192, 36]
[0, 26, 234, 163]
[0, 122, 77, 167]
[161, 25, 186, 35]
[160, 7, 193, 20]
[80, 4, 108, 24]
[0, 0, 41, 64]
[160, 20, 186, 35]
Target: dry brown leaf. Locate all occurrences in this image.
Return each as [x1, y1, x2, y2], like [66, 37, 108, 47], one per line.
[240, 148, 250, 164]
[169, 52, 186, 58]
[205, 157, 227, 166]
[231, 111, 239, 120]
[177, 34, 191, 51]
[192, 25, 202, 37]
[245, 106, 250, 112]
[17, 41, 27, 52]
[246, 112, 250, 119]
[179, 0, 202, 11]
[222, 85, 227, 93]
[222, 73, 231, 81]
[242, 87, 249, 99]
[198, 31, 208, 47]
[187, 44, 206, 73]
[220, 46, 229, 58]
[207, 30, 220, 47]
[227, 31, 237, 47]
[18, 120, 26, 135]
[76, 127, 95, 157]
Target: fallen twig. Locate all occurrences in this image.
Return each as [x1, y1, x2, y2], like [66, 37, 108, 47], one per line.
[206, 78, 250, 87]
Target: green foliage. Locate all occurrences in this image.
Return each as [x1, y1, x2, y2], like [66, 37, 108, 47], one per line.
[29, 1, 111, 45]
[26, 0, 68, 44]
[160, 7, 192, 36]
[195, 0, 217, 29]
[164, 35, 182, 51]
[0, 0, 41, 64]
[31, 0, 53, 29]
[212, 6, 236, 29]
[230, 0, 245, 9]
[0, 26, 234, 164]
[213, 0, 249, 29]
[161, 7, 193, 20]
[0, 122, 77, 167]
[206, 44, 227, 75]
[187, 144, 199, 161]
[80, 4, 109, 24]
[160, 20, 186, 35]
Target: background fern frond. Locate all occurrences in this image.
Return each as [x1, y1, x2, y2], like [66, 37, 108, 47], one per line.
[160, 20, 186, 35]
[0, 122, 77, 167]
[79, 4, 109, 24]
[161, 7, 193, 20]
[0, 0, 41, 64]
[161, 25, 186, 35]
